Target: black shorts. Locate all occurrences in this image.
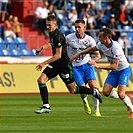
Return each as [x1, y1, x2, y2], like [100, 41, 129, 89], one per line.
[43, 62, 74, 85]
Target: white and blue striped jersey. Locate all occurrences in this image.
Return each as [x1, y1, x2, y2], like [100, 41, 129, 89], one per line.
[66, 33, 96, 66]
[96, 40, 129, 71]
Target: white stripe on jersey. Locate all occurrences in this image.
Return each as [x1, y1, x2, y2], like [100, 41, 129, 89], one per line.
[66, 33, 96, 66]
[96, 40, 129, 71]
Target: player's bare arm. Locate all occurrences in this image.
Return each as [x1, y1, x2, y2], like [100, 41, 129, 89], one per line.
[94, 59, 119, 70]
[88, 51, 101, 65]
[36, 47, 62, 71]
[70, 46, 97, 62]
[36, 42, 51, 55]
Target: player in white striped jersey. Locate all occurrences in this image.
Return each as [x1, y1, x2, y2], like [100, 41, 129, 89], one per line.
[70, 28, 133, 118]
[66, 19, 102, 116]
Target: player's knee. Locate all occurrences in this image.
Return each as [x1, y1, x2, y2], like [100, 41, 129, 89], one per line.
[118, 91, 125, 99]
[103, 90, 110, 97]
[37, 77, 44, 84]
[68, 88, 76, 94]
[66, 83, 76, 94]
[69, 90, 75, 94]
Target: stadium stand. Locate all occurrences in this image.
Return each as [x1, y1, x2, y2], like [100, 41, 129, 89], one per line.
[0, 0, 133, 58]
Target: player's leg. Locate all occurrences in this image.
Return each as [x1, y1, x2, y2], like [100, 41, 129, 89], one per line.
[65, 82, 102, 103]
[103, 70, 118, 97]
[85, 64, 101, 116]
[61, 65, 103, 103]
[72, 66, 91, 114]
[118, 66, 133, 118]
[103, 70, 119, 98]
[80, 93, 91, 114]
[109, 90, 119, 98]
[34, 73, 51, 114]
[103, 83, 113, 97]
[118, 85, 133, 118]
[35, 66, 58, 114]
[88, 80, 101, 116]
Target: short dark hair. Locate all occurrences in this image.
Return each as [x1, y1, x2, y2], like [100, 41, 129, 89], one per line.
[46, 15, 57, 22]
[75, 19, 85, 25]
[99, 28, 112, 38]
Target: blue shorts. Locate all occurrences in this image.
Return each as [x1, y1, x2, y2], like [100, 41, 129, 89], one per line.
[72, 63, 96, 86]
[105, 66, 131, 88]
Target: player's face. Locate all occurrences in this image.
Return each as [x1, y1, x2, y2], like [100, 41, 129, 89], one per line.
[46, 20, 57, 33]
[98, 32, 107, 44]
[75, 23, 85, 35]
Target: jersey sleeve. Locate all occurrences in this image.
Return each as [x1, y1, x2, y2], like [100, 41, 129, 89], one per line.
[95, 41, 101, 50]
[112, 45, 121, 60]
[89, 36, 96, 47]
[54, 35, 63, 48]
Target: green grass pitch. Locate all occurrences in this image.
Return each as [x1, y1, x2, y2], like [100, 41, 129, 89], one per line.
[0, 94, 133, 133]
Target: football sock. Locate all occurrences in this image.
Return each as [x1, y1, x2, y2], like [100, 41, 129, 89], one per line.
[109, 90, 119, 98]
[122, 95, 133, 112]
[92, 96, 99, 111]
[80, 94, 88, 104]
[43, 104, 50, 108]
[38, 83, 49, 105]
[76, 86, 93, 95]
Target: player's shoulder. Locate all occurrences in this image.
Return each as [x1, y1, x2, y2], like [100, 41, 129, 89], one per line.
[112, 40, 121, 48]
[84, 34, 95, 42]
[66, 32, 75, 39]
[54, 29, 64, 38]
[84, 34, 91, 38]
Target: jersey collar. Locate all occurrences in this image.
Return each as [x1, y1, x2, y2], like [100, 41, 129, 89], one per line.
[109, 40, 113, 48]
[75, 33, 86, 39]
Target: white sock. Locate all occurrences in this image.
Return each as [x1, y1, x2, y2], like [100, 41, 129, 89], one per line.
[80, 94, 88, 104]
[109, 90, 119, 98]
[43, 104, 50, 108]
[92, 96, 99, 111]
[122, 95, 133, 112]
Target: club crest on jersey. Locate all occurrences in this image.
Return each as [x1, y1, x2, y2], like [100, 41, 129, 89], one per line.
[115, 55, 120, 57]
[83, 39, 88, 45]
[57, 43, 61, 47]
[51, 38, 53, 42]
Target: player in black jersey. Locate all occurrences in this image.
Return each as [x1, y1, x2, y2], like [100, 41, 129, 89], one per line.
[34, 15, 102, 114]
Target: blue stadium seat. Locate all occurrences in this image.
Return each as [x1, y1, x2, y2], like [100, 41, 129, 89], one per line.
[0, 49, 9, 56]
[70, 25, 75, 33]
[123, 26, 133, 40]
[9, 49, 20, 57]
[60, 25, 71, 36]
[101, 3, 108, 9]
[4, 37, 16, 50]
[15, 37, 26, 50]
[0, 37, 6, 50]
[30, 49, 36, 56]
[66, 2, 73, 10]
[57, 14, 68, 25]
[117, 25, 123, 30]
[19, 49, 30, 56]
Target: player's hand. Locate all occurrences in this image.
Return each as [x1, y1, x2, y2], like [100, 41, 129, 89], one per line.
[88, 60, 96, 65]
[70, 53, 80, 62]
[35, 62, 45, 71]
[93, 63, 100, 69]
[35, 48, 42, 55]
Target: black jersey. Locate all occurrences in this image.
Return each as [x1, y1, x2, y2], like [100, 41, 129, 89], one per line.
[49, 29, 70, 64]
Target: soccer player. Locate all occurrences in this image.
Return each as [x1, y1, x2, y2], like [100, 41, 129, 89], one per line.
[70, 28, 133, 118]
[66, 19, 101, 116]
[34, 15, 102, 114]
